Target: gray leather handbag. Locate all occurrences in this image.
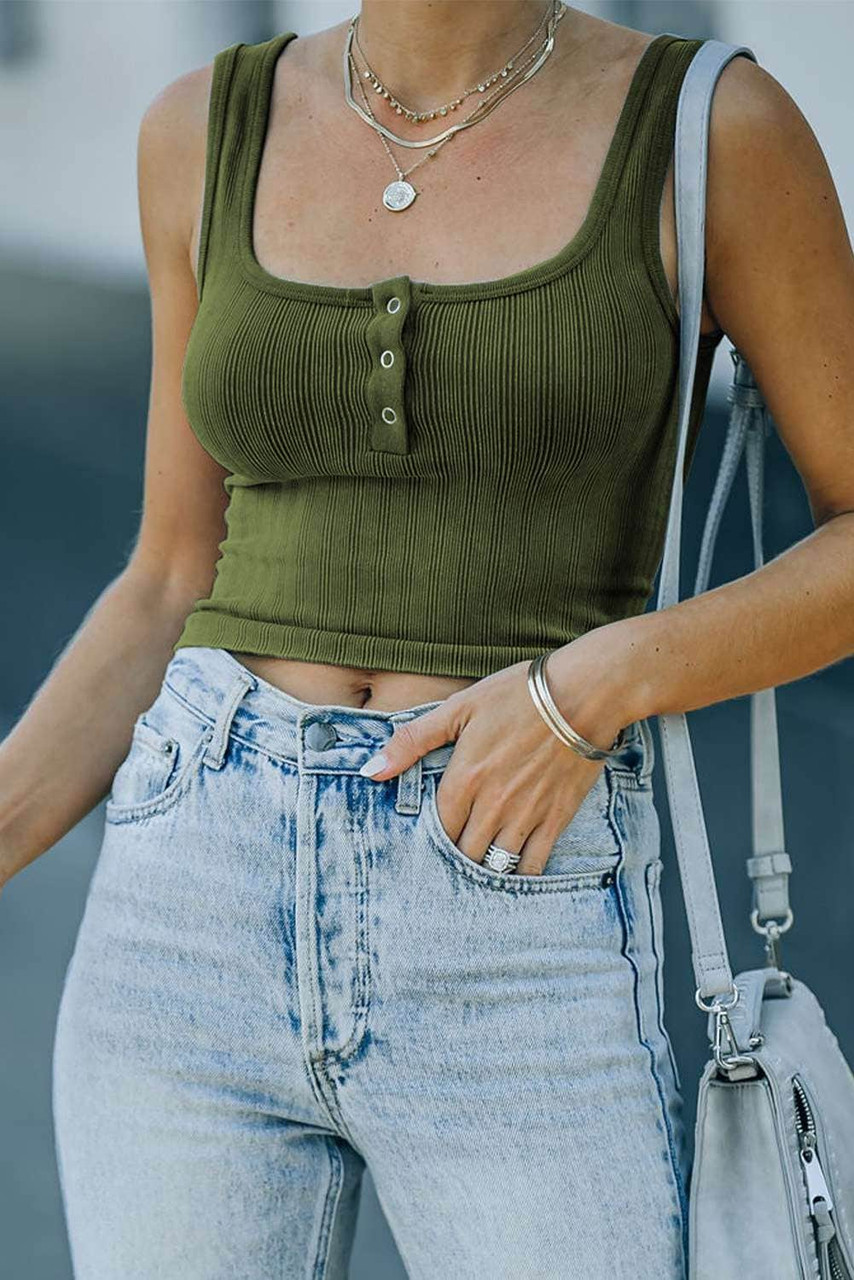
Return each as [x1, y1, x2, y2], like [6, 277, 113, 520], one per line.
[658, 36, 854, 1280]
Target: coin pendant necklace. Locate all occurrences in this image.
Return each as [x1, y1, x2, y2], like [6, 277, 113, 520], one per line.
[342, 1, 566, 212]
[383, 181, 417, 214]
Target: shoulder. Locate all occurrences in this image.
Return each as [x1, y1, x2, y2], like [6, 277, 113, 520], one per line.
[698, 44, 854, 527]
[136, 58, 217, 271]
[703, 46, 846, 276]
[136, 36, 277, 208]
[709, 47, 818, 154]
[707, 49, 833, 210]
[138, 57, 214, 182]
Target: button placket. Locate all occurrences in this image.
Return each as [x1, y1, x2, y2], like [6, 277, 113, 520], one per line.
[366, 276, 411, 454]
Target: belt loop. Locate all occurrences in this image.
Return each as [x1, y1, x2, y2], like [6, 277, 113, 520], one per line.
[638, 717, 656, 782]
[391, 710, 423, 815]
[202, 669, 257, 771]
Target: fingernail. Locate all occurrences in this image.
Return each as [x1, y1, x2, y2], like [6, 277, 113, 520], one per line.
[359, 752, 388, 778]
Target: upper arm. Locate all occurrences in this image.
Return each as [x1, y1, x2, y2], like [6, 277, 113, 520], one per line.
[130, 58, 230, 594]
[703, 54, 854, 528]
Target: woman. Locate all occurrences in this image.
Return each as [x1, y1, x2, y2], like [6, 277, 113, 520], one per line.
[3, 1, 853, 1276]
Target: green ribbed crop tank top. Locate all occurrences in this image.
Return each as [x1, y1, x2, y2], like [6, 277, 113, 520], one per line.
[174, 29, 724, 679]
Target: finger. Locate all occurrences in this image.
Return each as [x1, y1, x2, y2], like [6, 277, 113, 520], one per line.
[443, 786, 534, 867]
[358, 706, 457, 781]
[459, 813, 530, 868]
[509, 823, 562, 877]
[434, 773, 478, 856]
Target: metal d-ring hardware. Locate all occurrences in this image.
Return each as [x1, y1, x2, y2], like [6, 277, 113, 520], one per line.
[694, 982, 740, 1016]
[695, 983, 758, 1074]
[751, 906, 794, 969]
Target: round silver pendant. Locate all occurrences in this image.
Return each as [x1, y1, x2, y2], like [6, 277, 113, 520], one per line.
[382, 180, 417, 212]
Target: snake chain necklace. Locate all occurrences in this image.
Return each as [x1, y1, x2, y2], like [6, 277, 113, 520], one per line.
[341, 1, 567, 212]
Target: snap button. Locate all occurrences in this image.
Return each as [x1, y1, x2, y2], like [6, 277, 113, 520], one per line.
[381, 406, 397, 424]
[305, 721, 338, 751]
[386, 296, 401, 314]
[380, 349, 395, 368]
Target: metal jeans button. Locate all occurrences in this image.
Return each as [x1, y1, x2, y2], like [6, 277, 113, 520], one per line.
[305, 721, 338, 751]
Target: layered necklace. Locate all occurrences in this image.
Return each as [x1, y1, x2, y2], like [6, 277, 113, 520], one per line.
[341, 1, 567, 212]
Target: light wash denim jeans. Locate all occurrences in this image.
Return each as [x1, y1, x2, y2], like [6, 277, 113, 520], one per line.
[53, 644, 688, 1279]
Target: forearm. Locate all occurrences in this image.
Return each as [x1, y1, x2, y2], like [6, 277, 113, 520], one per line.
[0, 564, 203, 888]
[549, 510, 854, 741]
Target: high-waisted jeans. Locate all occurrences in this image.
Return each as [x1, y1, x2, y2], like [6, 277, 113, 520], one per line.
[52, 644, 689, 1279]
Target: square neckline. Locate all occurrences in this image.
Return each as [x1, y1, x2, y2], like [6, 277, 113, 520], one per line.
[237, 29, 678, 306]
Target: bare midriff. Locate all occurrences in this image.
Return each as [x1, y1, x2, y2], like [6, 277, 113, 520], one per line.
[227, 652, 478, 712]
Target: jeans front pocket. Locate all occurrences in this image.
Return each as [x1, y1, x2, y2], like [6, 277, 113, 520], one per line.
[423, 769, 623, 895]
[105, 686, 213, 824]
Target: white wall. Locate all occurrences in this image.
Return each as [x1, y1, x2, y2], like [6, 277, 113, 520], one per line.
[0, 0, 247, 280]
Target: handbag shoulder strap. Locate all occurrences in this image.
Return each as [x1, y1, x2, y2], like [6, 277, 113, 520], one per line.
[693, 353, 792, 938]
[655, 36, 758, 1002]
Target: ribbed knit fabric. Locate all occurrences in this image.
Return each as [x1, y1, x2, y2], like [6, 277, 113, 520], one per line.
[175, 30, 724, 679]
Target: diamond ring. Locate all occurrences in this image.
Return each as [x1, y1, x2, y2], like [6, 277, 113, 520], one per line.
[483, 843, 522, 874]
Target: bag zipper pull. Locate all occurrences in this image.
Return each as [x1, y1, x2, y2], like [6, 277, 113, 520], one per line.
[799, 1131, 835, 1216]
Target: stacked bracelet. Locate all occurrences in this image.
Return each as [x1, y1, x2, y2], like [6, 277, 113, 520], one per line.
[527, 651, 628, 761]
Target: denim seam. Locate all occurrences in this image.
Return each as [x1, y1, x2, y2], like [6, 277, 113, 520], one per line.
[162, 679, 218, 728]
[608, 770, 654, 794]
[649, 1033, 689, 1273]
[161, 680, 294, 769]
[602, 767, 632, 877]
[313, 1054, 362, 1152]
[104, 729, 213, 824]
[202, 669, 256, 769]
[220, 730, 299, 770]
[645, 859, 683, 1093]
[297, 778, 368, 1149]
[296, 776, 346, 1138]
[609, 795, 688, 1274]
[155, 702, 356, 774]
[300, 1021, 356, 1143]
[283, 942, 353, 1142]
[307, 783, 327, 1052]
[272, 811, 334, 1130]
[431, 850, 618, 895]
[313, 1135, 344, 1280]
[428, 838, 620, 895]
[325, 816, 373, 1063]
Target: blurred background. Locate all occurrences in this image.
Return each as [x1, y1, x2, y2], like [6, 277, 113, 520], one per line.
[1, 1, 852, 1275]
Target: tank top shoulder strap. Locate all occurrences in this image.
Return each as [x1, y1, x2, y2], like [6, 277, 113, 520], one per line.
[195, 32, 298, 302]
[616, 33, 706, 263]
